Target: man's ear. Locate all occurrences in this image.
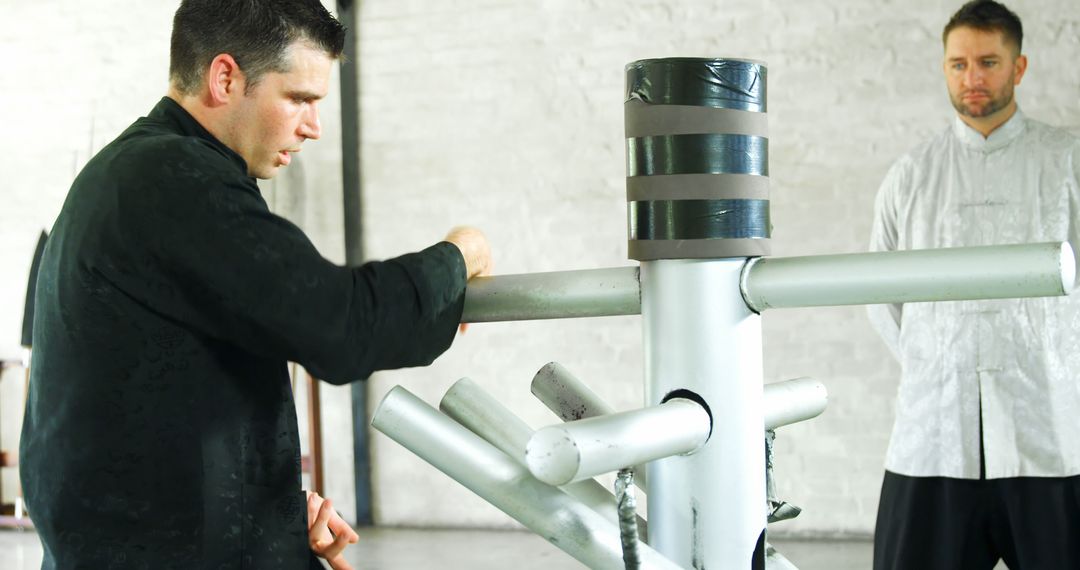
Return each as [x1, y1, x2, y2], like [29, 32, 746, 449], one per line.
[1013, 54, 1028, 86]
[206, 54, 245, 105]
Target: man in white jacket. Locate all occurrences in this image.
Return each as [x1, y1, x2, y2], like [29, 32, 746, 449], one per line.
[868, 1, 1080, 568]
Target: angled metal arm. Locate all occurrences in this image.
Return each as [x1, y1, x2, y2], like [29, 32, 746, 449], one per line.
[526, 398, 712, 486]
[764, 377, 827, 430]
[372, 386, 680, 570]
[438, 377, 646, 532]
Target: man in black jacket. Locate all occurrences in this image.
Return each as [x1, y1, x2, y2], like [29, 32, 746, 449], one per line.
[19, 1, 492, 568]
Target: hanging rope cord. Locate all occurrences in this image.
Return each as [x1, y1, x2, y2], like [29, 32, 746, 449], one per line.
[615, 468, 642, 569]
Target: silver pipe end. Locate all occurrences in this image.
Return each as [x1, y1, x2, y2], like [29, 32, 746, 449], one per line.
[1060, 241, 1076, 292]
[740, 256, 764, 313]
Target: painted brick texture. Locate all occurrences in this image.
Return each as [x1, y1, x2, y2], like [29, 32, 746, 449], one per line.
[357, 0, 1080, 537]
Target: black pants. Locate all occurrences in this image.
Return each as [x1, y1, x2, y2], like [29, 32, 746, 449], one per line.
[873, 471, 1080, 570]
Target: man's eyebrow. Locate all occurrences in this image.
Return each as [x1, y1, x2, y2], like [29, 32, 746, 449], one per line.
[946, 54, 1002, 62]
[287, 90, 325, 100]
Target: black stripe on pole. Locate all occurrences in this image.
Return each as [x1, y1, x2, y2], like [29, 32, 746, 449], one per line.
[628, 199, 771, 241]
[626, 134, 769, 177]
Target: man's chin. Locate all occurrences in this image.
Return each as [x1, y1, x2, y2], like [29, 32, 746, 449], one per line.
[250, 165, 282, 180]
[956, 102, 996, 119]
[953, 95, 1012, 120]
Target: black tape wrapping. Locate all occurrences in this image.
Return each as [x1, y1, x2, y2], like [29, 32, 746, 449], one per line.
[629, 199, 771, 240]
[625, 58, 767, 112]
[627, 134, 768, 177]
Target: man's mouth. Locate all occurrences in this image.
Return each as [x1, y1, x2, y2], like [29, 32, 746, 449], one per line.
[279, 149, 300, 166]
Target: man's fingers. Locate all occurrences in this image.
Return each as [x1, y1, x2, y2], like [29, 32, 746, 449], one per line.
[315, 499, 334, 529]
[328, 510, 359, 543]
[443, 226, 492, 280]
[315, 525, 353, 564]
[309, 499, 335, 549]
[309, 494, 358, 567]
[306, 492, 323, 530]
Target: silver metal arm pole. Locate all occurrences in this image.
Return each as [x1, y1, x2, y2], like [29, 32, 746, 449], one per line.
[461, 242, 1073, 320]
[530, 362, 648, 488]
[741, 241, 1075, 312]
[764, 377, 827, 430]
[438, 377, 646, 532]
[534, 363, 826, 432]
[531, 361, 617, 419]
[439, 377, 530, 459]
[462, 267, 641, 322]
[372, 386, 680, 570]
[526, 398, 712, 486]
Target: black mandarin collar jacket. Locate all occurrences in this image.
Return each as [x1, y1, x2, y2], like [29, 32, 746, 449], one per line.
[21, 97, 467, 568]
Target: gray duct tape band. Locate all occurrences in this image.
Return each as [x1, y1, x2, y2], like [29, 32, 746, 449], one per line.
[629, 199, 771, 241]
[624, 101, 768, 138]
[627, 134, 768, 177]
[625, 58, 767, 112]
[626, 173, 769, 202]
[628, 238, 772, 260]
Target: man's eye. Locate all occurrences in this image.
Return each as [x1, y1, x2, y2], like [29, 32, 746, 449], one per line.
[952, 63, 966, 71]
[982, 60, 998, 67]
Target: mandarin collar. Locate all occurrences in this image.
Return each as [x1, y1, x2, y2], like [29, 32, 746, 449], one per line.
[149, 96, 249, 174]
[951, 107, 1026, 153]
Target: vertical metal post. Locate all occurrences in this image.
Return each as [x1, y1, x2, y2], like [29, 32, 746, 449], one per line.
[336, 6, 362, 265]
[335, 0, 372, 525]
[642, 260, 765, 567]
[626, 58, 770, 568]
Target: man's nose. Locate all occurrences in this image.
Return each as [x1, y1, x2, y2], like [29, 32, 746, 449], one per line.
[964, 65, 985, 87]
[299, 103, 322, 141]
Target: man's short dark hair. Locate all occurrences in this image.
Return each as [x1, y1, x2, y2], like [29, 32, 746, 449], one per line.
[170, 0, 346, 95]
[943, 0, 1023, 54]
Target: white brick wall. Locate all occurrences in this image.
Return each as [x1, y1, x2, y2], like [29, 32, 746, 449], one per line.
[1, 0, 1078, 539]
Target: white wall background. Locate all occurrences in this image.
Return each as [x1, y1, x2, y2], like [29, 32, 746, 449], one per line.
[1, 0, 1078, 540]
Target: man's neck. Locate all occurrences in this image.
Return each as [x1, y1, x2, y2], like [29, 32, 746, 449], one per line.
[957, 101, 1018, 138]
[166, 88, 232, 149]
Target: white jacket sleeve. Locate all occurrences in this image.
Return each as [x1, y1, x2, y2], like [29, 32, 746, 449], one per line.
[866, 160, 907, 361]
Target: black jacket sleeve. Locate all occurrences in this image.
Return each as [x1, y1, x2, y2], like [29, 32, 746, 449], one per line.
[97, 138, 467, 383]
